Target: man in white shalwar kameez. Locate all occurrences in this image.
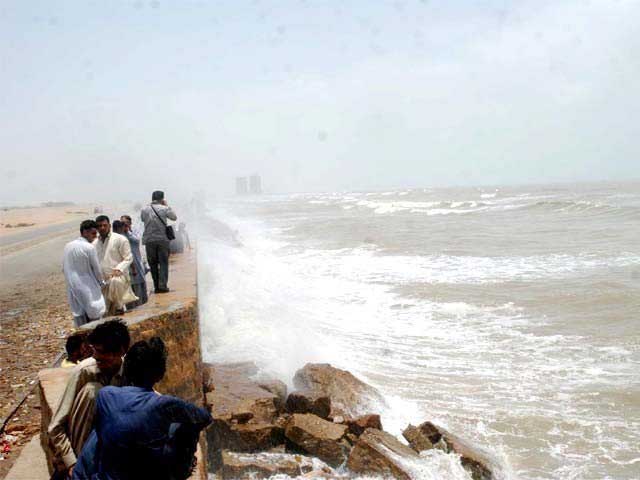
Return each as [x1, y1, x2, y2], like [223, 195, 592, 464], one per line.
[94, 215, 137, 315]
[63, 220, 106, 327]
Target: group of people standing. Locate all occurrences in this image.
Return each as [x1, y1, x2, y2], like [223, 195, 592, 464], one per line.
[63, 191, 179, 326]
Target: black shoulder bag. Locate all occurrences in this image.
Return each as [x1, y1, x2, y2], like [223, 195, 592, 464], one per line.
[150, 204, 176, 241]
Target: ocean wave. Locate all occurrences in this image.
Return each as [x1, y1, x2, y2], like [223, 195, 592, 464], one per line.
[286, 248, 640, 285]
[200, 202, 640, 480]
[522, 199, 616, 213]
[298, 194, 640, 220]
[353, 199, 490, 215]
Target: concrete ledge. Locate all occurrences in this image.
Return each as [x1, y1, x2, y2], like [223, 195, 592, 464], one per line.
[81, 251, 203, 405]
[4, 435, 49, 480]
[38, 367, 73, 473]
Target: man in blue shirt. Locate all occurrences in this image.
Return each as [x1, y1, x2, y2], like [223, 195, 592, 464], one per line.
[73, 338, 211, 480]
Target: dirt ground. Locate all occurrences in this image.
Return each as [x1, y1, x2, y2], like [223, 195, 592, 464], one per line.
[0, 274, 72, 478]
[0, 205, 91, 238]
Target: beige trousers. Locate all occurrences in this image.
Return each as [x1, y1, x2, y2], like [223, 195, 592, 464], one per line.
[104, 275, 138, 314]
[68, 381, 102, 458]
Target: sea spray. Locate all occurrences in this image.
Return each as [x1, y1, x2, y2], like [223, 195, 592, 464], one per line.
[198, 182, 640, 479]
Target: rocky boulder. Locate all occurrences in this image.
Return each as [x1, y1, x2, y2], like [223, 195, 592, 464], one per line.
[257, 379, 288, 410]
[204, 363, 281, 424]
[211, 422, 284, 451]
[204, 363, 287, 470]
[203, 361, 259, 392]
[402, 421, 495, 480]
[403, 422, 442, 452]
[293, 363, 387, 418]
[344, 414, 383, 436]
[284, 414, 350, 467]
[286, 390, 332, 419]
[220, 450, 332, 479]
[346, 428, 418, 480]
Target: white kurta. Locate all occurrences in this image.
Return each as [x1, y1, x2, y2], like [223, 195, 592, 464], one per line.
[93, 232, 137, 311]
[93, 231, 133, 276]
[63, 237, 106, 324]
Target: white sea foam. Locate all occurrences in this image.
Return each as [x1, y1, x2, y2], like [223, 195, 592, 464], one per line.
[352, 199, 489, 215]
[285, 247, 640, 285]
[481, 191, 498, 199]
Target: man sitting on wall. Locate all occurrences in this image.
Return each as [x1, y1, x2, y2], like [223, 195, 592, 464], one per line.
[48, 319, 130, 479]
[73, 337, 211, 480]
[61, 333, 92, 368]
[94, 216, 137, 315]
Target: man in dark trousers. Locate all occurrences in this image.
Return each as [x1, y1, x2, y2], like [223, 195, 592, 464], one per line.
[140, 191, 177, 293]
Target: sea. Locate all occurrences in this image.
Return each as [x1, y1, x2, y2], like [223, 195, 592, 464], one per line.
[197, 182, 640, 480]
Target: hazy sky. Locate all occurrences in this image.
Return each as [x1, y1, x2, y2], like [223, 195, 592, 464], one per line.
[1, 0, 639, 204]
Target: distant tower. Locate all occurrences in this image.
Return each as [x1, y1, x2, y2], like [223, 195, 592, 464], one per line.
[249, 174, 262, 194]
[235, 177, 248, 195]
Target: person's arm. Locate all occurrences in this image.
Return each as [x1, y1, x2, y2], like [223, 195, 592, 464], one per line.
[48, 368, 87, 470]
[88, 246, 104, 285]
[114, 237, 133, 273]
[163, 397, 212, 430]
[165, 206, 177, 222]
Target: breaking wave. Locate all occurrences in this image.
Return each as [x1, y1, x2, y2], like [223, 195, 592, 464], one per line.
[198, 183, 640, 480]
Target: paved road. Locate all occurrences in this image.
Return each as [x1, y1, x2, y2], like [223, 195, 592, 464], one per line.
[0, 230, 76, 294]
[0, 220, 79, 247]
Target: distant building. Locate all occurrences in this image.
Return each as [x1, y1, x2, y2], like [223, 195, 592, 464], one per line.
[235, 177, 248, 195]
[235, 175, 262, 195]
[249, 174, 262, 194]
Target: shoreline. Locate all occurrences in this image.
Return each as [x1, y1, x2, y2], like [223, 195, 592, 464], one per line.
[1, 232, 499, 479]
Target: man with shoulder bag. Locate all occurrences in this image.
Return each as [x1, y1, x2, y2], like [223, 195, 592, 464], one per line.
[140, 191, 177, 293]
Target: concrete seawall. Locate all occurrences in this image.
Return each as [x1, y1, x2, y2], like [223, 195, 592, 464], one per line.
[5, 251, 206, 480]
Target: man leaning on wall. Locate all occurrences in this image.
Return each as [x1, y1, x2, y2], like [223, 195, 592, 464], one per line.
[47, 320, 130, 479]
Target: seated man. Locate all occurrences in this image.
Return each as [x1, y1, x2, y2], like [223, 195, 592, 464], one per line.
[48, 320, 130, 478]
[94, 216, 137, 315]
[74, 337, 212, 480]
[61, 333, 92, 368]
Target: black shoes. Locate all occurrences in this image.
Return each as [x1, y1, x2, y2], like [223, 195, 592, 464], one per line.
[155, 287, 170, 294]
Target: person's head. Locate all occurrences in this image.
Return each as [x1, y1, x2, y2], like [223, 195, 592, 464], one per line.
[88, 319, 130, 375]
[120, 215, 132, 232]
[65, 332, 91, 363]
[95, 215, 111, 238]
[112, 220, 125, 234]
[80, 220, 99, 243]
[152, 191, 165, 203]
[123, 337, 167, 389]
